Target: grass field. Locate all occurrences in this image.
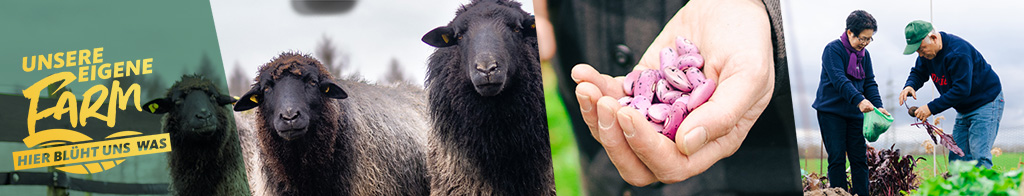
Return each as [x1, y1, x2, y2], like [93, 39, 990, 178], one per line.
[800, 152, 1024, 179]
[543, 62, 582, 196]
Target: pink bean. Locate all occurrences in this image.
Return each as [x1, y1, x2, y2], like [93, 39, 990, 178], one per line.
[633, 70, 659, 98]
[662, 100, 689, 141]
[618, 96, 633, 106]
[647, 103, 671, 123]
[683, 67, 706, 89]
[675, 36, 699, 57]
[662, 67, 693, 93]
[630, 96, 653, 117]
[654, 79, 672, 102]
[676, 94, 690, 109]
[623, 70, 641, 96]
[687, 79, 716, 111]
[678, 55, 704, 69]
[658, 90, 684, 104]
[660, 47, 679, 70]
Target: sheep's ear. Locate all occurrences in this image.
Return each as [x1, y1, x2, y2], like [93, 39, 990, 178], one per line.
[521, 16, 536, 37]
[143, 98, 172, 114]
[320, 81, 348, 99]
[422, 26, 457, 48]
[234, 88, 261, 111]
[216, 94, 237, 105]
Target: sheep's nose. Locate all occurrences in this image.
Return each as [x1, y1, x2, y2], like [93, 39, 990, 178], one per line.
[194, 108, 211, 119]
[475, 53, 498, 75]
[281, 109, 300, 121]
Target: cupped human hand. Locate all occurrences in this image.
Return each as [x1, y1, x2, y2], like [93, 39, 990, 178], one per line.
[571, 0, 774, 186]
[858, 99, 876, 113]
[899, 86, 917, 106]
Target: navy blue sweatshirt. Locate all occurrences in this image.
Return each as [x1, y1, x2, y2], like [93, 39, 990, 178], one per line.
[905, 32, 1001, 114]
[813, 39, 884, 119]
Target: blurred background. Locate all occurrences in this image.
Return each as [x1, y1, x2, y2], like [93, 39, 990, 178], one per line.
[782, 0, 1024, 177]
[212, 0, 533, 94]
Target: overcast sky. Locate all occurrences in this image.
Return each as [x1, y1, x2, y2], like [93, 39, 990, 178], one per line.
[211, 0, 534, 85]
[782, 0, 1024, 148]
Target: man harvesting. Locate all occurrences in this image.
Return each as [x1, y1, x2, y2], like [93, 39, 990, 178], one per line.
[899, 20, 1004, 168]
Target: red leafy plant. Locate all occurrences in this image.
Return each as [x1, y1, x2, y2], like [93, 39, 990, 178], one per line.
[908, 106, 965, 157]
[866, 144, 926, 196]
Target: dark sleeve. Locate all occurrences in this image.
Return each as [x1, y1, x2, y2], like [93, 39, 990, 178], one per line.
[821, 44, 866, 105]
[862, 52, 883, 108]
[904, 58, 930, 90]
[927, 54, 974, 113]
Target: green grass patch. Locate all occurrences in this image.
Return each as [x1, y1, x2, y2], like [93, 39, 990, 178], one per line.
[801, 152, 1024, 179]
[544, 62, 581, 196]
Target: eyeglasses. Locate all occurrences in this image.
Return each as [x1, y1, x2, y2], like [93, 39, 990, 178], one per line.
[856, 36, 874, 42]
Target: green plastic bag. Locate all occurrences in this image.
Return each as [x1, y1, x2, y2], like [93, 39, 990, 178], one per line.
[863, 108, 894, 142]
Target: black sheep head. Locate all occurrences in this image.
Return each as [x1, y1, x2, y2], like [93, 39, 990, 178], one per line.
[422, 0, 536, 97]
[233, 53, 347, 141]
[144, 74, 236, 140]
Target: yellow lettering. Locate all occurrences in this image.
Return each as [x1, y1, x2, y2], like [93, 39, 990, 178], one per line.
[108, 81, 143, 127]
[80, 85, 109, 127]
[22, 72, 76, 133]
[97, 63, 111, 79]
[92, 47, 103, 64]
[66, 51, 77, 67]
[38, 54, 52, 70]
[22, 57, 33, 72]
[78, 66, 89, 82]
[114, 62, 124, 78]
[54, 52, 65, 68]
[142, 58, 153, 75]
[78, 49, 91, 65]
[125, 60, 137, 77]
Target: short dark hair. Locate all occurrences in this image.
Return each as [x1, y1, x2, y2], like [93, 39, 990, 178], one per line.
[846, 10, 877, 36]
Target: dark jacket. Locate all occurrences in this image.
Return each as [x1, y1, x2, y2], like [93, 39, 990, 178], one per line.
[905, 32, 1002, 114]
[812, 39, 884, 119]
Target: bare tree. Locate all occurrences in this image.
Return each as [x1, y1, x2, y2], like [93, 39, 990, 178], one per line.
[383, 57, 409, 84]
[228, 61, 251, 97]
[316, 35, 351, 78]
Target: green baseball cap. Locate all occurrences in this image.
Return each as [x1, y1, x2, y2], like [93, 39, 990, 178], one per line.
[903, 20, 933, 55]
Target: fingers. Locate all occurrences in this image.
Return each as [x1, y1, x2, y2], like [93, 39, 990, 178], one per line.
[899, 88, 909, 106]
[618, 107, 695, 184]
[571, 64, 626, 98]
[857, 99, 873, 112]
[915, 105, 931, 120]
[576, 82, 604, 141]
[670, 54, 771, 155]
[595, 97, 658, 186]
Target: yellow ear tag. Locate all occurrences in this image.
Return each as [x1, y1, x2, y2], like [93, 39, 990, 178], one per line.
[148, 103, 159, 113]
[442, 34, 450, 43]
[531, 24, 536, 29]
[250, 95, 258, 104]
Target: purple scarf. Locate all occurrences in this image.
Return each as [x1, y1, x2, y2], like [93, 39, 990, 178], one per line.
[840, 33, 866, 80]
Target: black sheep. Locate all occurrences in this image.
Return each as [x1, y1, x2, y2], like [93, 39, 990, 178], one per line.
[421, 0, 555, 195]
[233, 53, 431, 195]
[143, 74, 250, 196]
